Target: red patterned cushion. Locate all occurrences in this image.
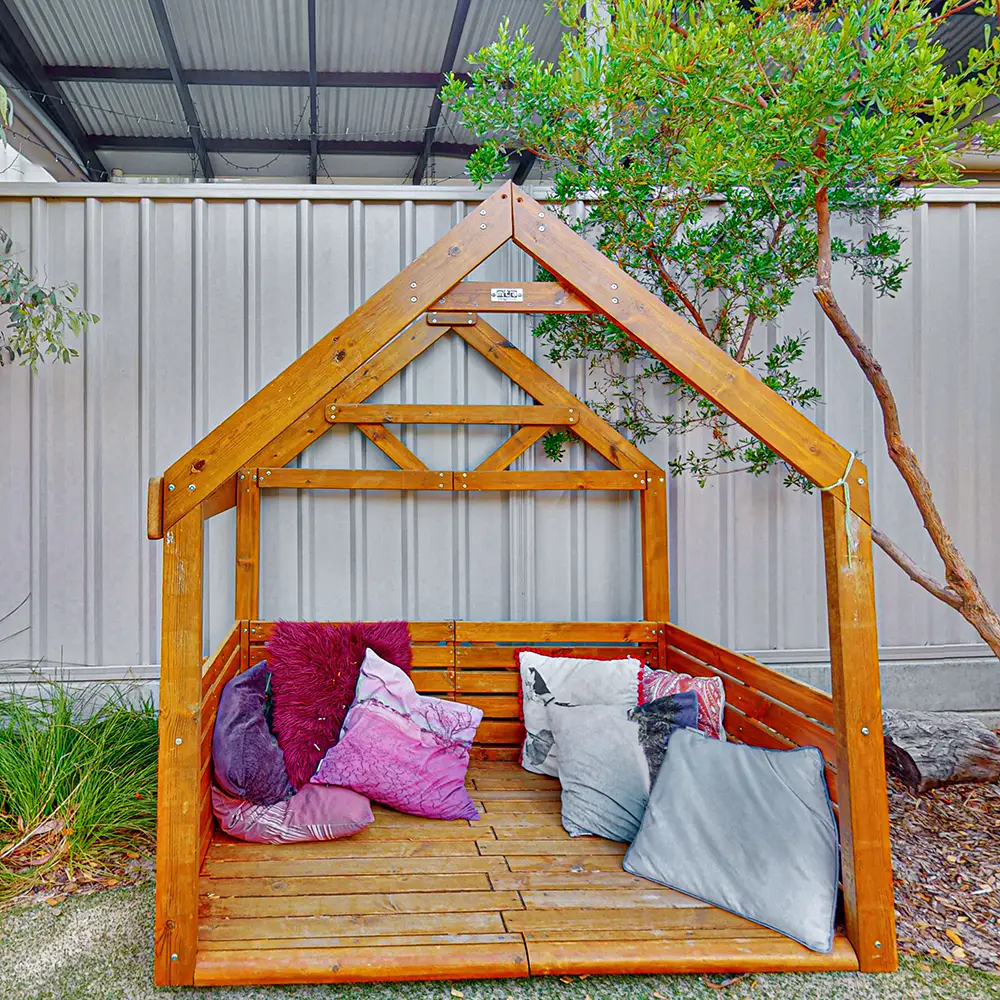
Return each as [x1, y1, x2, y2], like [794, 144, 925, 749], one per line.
[642, 668, 726, 740]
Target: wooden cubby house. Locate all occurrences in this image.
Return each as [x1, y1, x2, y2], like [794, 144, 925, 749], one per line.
[147, 183, 896, 986]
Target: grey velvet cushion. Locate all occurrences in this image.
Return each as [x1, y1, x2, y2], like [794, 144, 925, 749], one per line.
[623, 727, 839, 953]
[548, 692, 699, 843]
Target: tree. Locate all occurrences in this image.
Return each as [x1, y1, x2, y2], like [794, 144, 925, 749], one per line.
[0, 85, 98, 370]
[443, 0, 1000, 658]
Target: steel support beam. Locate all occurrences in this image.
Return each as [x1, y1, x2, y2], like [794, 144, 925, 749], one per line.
[0, 1, 106, 179]
[511, 151, 536, 184]
[307, 0, 318, 183]
[45, 66, 471, 89]
[147, 0, 213, 180]
[412, 0, 472, 185]
[89, 134, 479, 158]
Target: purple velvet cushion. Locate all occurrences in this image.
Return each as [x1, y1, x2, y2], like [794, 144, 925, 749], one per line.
[212, 783, 373, 844]
[312, 648, 482, 821]
[267, 620, 412, 789]
[211, 662, 293, 806]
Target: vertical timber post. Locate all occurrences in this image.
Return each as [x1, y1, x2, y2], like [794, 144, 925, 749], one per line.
[822, 489, 897, 972]
[640, 468, 670, 621]
[154, 506, 204, 985]
[235, 467, 261, 620]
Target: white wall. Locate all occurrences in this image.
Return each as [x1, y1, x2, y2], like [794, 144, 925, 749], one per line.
[0, 183, 996, 712]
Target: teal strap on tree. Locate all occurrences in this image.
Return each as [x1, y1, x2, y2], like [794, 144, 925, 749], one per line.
[819, 451, 858, 568]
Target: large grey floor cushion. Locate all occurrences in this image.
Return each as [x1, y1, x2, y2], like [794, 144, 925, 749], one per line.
[547, 693, 699, 843]
[623, 727, 840, 953]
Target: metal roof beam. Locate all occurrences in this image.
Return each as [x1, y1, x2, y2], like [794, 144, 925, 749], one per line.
[511, 151, 536, 184]
[45, 66, 472, 89]
[147, 0, 213, 180]
[89, 134, 479, 158]
[307, 0, 318, 183]
[0, 1, 106, 180]
[412, 0, 472, 185]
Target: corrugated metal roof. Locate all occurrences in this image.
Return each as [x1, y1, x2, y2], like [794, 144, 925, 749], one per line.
[58, 81, 187, 137]
[9, 0, 163, 66]
[167, 0, 310, 72]
[191, 85, 311, 139]
[456, 0, 567, 72]
[321, 88, 434, 141]
[317, 0, 456, 73]
[935, 14, 997, 74]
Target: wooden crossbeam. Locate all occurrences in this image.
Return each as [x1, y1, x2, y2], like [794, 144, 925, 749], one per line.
[326, 404, 578, 426]
[476, 426, 551, 471]
[262, 469, 452, 491]
[356, 425, 428, 470]
[457, 471, 646, 491]
[254, 469, 646, 491]
[433, 282, 592, 313]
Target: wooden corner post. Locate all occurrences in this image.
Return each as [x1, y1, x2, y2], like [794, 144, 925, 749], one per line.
[155, 506, 204, 986]
[821, 487, 897, 972]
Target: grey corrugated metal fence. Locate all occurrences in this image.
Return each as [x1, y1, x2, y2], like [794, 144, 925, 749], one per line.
[0, 184, 996, 713]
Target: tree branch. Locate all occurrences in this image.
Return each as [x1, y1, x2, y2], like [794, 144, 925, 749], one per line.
[871, 527, 963, 609]
[650, 252, 712, 339]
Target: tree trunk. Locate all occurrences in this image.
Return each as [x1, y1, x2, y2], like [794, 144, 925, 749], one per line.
[883, 710, 1000, 793]
[811, 180, 1000, 660]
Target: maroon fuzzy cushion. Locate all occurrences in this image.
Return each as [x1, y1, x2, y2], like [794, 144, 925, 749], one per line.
[266, 620, 412, 788]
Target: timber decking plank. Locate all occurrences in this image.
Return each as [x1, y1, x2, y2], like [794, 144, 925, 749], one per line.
[505, 855, 637, 873]
[478, 839, 625, 856]
[194, 940, 529, 986]
[491, 872, 652, 891]
[202, 857, 509, 879]
[503, 907, 757, 934]
[526, 935, 860, 975]
[199, 911, 508, 942]
[200, 873, 493, 897]
[206, 840, 482, 862]
[201, 890, 523, 920]
[200, 933, 523, 951]
[455, 621, 659, 642]
[520, 889, 707, 910]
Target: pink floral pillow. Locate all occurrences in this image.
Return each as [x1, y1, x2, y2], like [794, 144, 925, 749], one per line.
[642, 667, 726, 741]
[312, 648, 482, 821]
[211, 782, 373, 844]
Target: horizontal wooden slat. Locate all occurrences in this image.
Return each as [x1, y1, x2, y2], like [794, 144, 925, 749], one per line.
[433, 281, 593, 314]
[455, 644, 655, 667]
[474, 721, 525, 745]
[199, 910, 507, 943]
[504, 907, 754, 934]
[457, 671, 520, 694]
[326, 404, 575, 425]
[469, 746, 521, 762]
[247, 622, 454, 643]
[261, 469, 452, 491]
[461, 470, 646, 491]
[666, 625, 834, 726]
[669, 646, 837, 764]
[456, 622, 660, 642]
[201, 890, 523, 920]
[471, 789, 561, 801]
[526, 935, 859, 976]
[521, 889, 701, 910]
[195, 940, 529, 985]
[479, 799, 562, 815]
[460, 695, 521, 718]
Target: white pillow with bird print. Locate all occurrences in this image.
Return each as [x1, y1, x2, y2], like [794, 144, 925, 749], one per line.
[517, 649, 642, 777]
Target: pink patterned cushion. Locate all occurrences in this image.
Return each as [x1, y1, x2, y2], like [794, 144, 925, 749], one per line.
[211, 782, 373, 844]
[642, 668, 726, 741]
[312, 648, 482, 820]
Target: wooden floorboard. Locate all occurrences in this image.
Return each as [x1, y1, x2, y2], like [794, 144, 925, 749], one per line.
[196, 761, 858, 982]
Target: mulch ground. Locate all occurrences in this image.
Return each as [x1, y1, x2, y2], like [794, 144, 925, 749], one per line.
[890, 776, 1000, 973]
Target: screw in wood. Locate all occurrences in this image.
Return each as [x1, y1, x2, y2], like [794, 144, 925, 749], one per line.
[480, 223, 487, 230]
[861, 726, 870, 735]
[167, 484, 175, 491]
[174, 738, 182, 745]
[538, 225, 546, 232]
[187, 484, 195, 491]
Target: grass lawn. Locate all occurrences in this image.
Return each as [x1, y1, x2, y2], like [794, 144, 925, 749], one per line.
[1, 883, 998, 1000]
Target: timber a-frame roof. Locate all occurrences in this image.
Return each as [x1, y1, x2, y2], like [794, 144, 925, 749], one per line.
[153, 181, 870, 534]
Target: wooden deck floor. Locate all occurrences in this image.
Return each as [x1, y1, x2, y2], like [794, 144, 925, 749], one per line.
[195, 762, 858, 985]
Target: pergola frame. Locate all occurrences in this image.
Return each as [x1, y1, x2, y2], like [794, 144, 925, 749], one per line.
[150, 182, 895, 985]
